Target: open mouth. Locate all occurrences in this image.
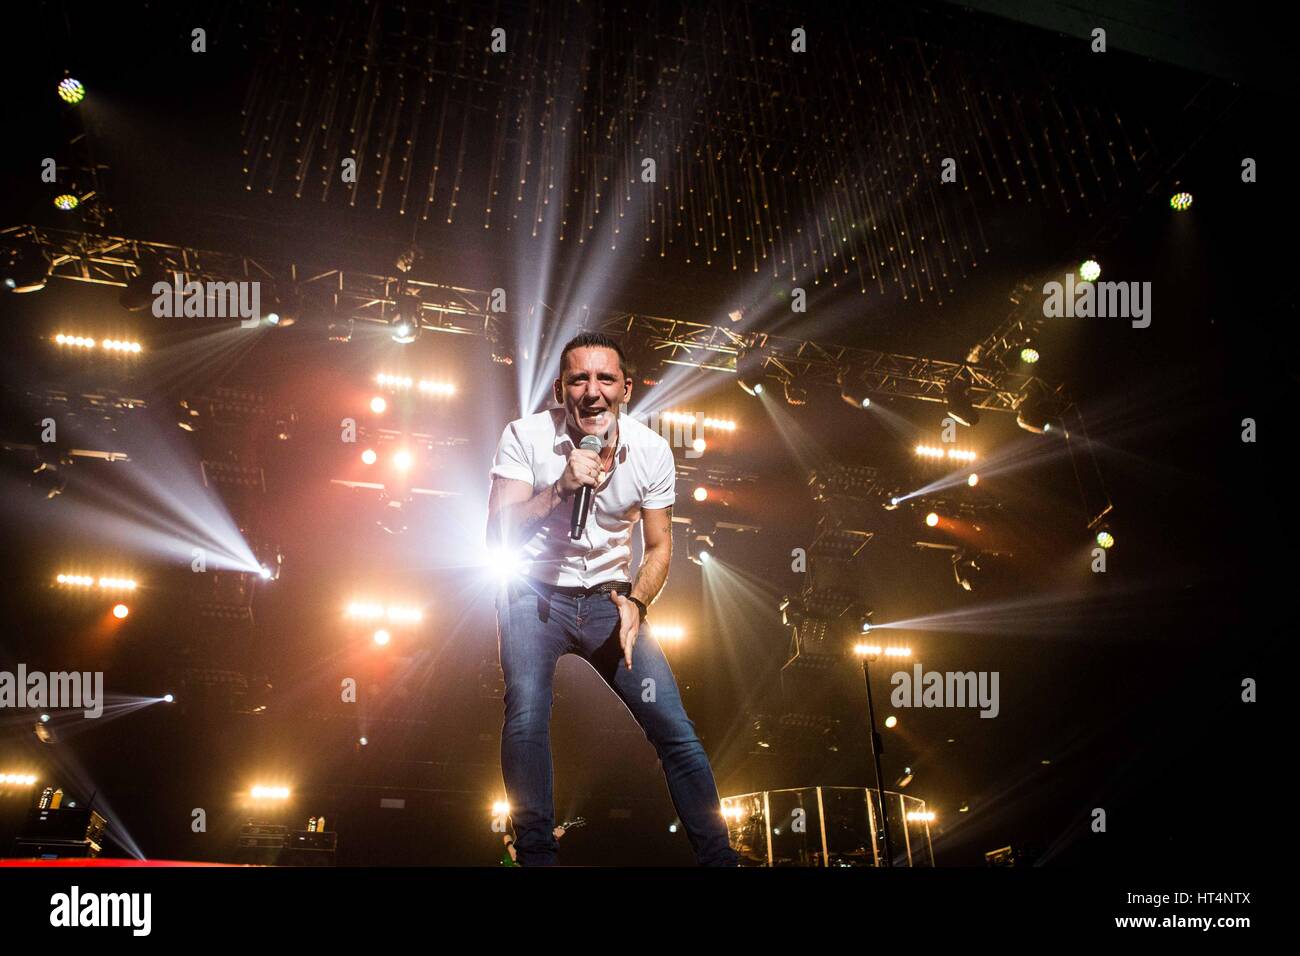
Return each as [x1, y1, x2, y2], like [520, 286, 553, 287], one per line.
[579, 407, 608, 423]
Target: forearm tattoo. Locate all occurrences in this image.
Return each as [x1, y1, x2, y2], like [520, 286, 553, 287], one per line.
[513, 482, 562, 543]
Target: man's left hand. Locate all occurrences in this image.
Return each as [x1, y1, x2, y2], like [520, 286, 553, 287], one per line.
[610, 592, 641, 670]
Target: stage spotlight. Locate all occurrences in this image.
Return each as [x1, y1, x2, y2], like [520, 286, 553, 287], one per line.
[778, 595, 805, 627]
[692, 486, 708, 502]
[391, 295, 423, 344]
[163, 694, 174, 703]
[53, 194, 79, 211]
[40, 714, 51, 723]
[692, 437, 706, 454]
[944, 382, 979, 428]
[250, 785, 290, 800]
[952, 551, 981, 592]
[370, 396, 388, 414]
[392, 449, 413, 471]
[839, 377, 872, 408]
[3, 240, 50, 293]
[845, 601, 874, 633]
[1095, 527, 1115, 549]
[396, 247, 419, 273]
[327, 318, 354, 343]
[925, 512, 939, 527]
[112, 603, 129, 619]
[486, 323, 514, 365]
[650, 625, 685, 641]
[390, 318, 417, 344]
[119, 257, 169, 311]
[906, 811, 936, 823]
[373, 629, 391, 646]
[782, 380, 808, 406]
[96, 577, 137, 591]
[263, 287, 300, 326]
[1020, 346, 1039, 364]
[492, 800, 510, 817]
[1079, 259, 1101, 282]
[727, 309, 744, 323]
[687, 533, 714, 566]
[735, 344, 767, 396]
[884, 716, 897, 729]
[1015, 397, 1065, 436]
[359, 737, 368, 746]
[638, 362, 665, 387]
[1170, 191, 1193, 212]
[54, 333, 96, 349]
[377, 498, 409, 535]
[896, 768, 914, 789]
[661, 411, 695, 426]
[0, 773, 38, 786]
[57, 76, 86, 104]
[361, 448, 378, 465]
[31, 461, 67, 499]
[967, 474, 979, 487]
[102, 339, 143, 353]
[252, 552, 283, 582]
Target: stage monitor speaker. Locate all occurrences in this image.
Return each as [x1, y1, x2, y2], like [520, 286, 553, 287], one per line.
[15, 807, 108, 858]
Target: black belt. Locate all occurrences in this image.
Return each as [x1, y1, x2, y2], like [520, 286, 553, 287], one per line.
[525, 577, 631, 597]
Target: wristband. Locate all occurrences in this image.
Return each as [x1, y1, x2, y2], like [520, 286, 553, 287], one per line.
[628, 596, 648, 623]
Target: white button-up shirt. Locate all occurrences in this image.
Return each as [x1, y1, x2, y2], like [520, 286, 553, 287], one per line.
[489, 407, 677, 587]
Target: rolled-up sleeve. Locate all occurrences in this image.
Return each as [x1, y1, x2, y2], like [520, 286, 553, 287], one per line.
[641, 441, 677, 509]
[489, 422, 535, 485]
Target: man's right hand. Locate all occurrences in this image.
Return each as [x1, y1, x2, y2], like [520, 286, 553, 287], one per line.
[557, 447, 602, 496]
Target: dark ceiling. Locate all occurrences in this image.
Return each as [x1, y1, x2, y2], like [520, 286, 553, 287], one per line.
[0, 0, 1288, 869]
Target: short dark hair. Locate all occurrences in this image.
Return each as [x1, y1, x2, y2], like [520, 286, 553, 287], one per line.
[558, 332, 629, 379]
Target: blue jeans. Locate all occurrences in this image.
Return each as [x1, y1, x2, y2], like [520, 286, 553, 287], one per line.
[496, 577, 738, 866]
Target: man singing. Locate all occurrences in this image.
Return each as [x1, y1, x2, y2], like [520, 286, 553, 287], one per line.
[486, 331, 738, 866]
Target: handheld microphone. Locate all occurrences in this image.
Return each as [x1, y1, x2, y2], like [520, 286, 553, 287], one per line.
[570, 434, 605, 540]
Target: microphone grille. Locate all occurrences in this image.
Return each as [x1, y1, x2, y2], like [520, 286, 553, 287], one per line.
[579, 435, 604, 451]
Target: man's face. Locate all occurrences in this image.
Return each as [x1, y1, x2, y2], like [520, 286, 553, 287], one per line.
[555, 346, 631, 441]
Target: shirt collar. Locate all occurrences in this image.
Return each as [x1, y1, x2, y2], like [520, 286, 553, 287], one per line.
[551, 405, 627, 454]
